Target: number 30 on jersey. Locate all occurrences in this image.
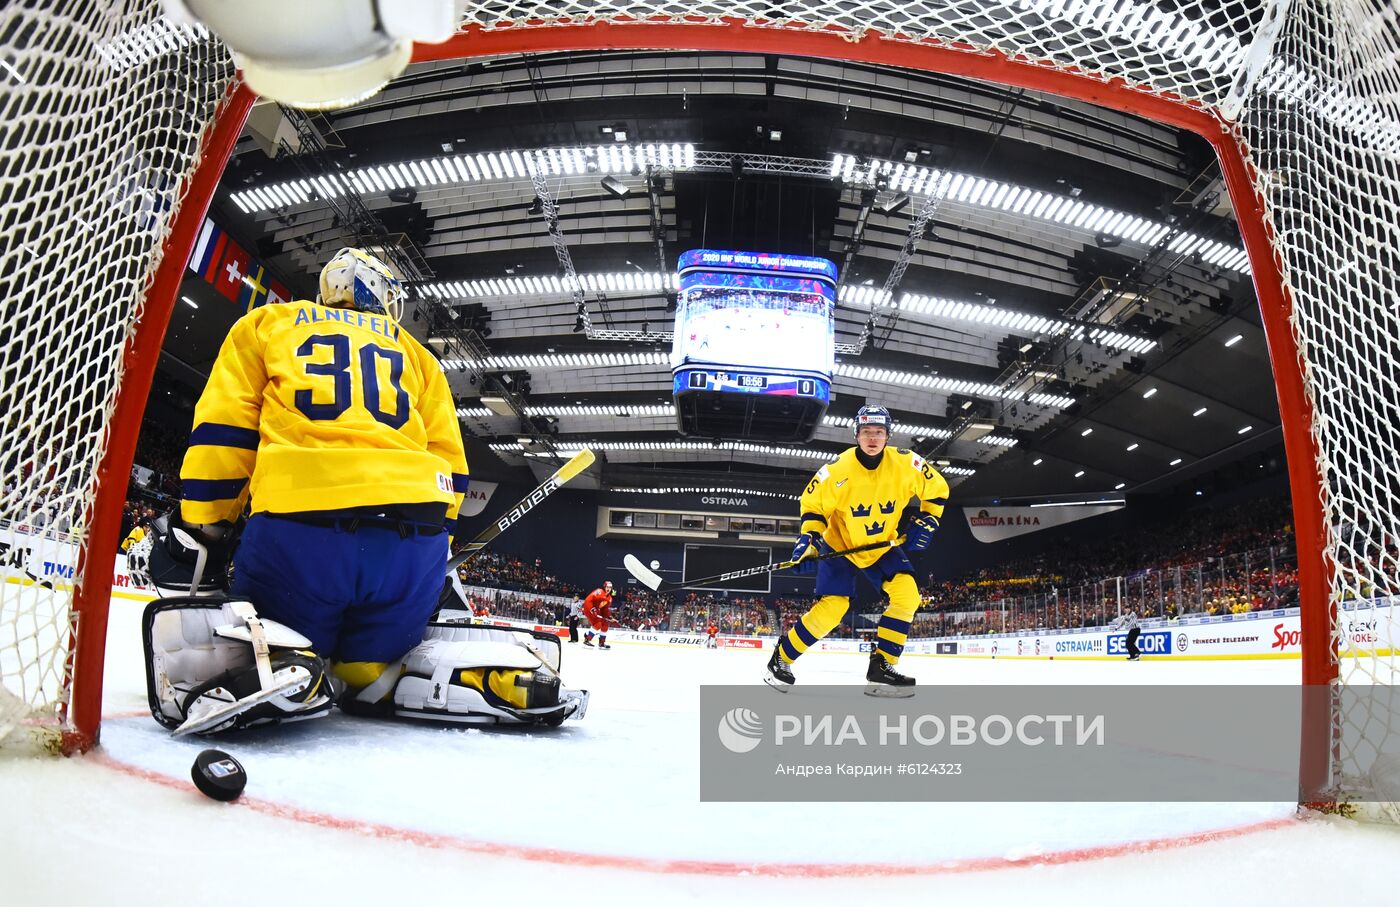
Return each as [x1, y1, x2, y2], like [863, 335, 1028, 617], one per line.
[294, 332, 409, 428]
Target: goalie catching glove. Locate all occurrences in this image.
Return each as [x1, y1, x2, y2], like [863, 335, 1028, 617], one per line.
[142, 511, 241, 596]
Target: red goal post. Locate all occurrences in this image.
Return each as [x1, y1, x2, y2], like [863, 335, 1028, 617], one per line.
[4, 0, 1388, 812]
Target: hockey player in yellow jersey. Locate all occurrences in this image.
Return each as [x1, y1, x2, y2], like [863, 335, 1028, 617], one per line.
[148, 247, 471, 734]
[765, 404, 948, 697]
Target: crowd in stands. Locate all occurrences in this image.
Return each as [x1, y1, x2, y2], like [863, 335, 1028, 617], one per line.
[674, 592, 776, 636]
[611, 589, 671, 631]
[120, 501, 160, 541]
[919, 497, 1299, 635]
[458, 550, 578, 597]
[130, 422, 186, 504]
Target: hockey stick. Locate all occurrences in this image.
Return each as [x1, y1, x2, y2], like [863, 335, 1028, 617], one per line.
[448, 448, 595, 571]
[622, 539, 896, 593]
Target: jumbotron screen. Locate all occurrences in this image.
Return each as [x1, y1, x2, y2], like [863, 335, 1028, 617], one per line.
[671, 249, 836, 384]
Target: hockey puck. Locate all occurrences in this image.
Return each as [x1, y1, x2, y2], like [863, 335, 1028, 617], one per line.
[191, 749, 247, 802]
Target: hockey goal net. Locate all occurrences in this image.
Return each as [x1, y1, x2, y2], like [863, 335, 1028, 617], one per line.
[1, 0, 1394, 810]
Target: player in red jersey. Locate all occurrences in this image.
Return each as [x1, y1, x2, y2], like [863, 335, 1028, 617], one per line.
[706, 622, 719, 649]
[583, 580, 614, 649]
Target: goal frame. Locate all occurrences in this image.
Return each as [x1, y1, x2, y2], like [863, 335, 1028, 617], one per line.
[65, 20, 1333, 799]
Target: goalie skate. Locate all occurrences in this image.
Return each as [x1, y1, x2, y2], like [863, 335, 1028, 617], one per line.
[174, 664, 317, 736]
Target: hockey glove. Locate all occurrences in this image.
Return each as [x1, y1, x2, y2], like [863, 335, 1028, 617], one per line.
[148, 511, 238, 595]
[789, 531, 832, 574]
[904, 512, 940, 552]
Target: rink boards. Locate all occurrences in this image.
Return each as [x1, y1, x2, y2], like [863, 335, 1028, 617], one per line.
[2, 523, 1394, 661]
[506, 604, 1398, 662]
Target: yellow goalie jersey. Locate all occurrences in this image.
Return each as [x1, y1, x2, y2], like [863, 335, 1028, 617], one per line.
[799, 447, 950, 568]
[180, 301, 468, 530]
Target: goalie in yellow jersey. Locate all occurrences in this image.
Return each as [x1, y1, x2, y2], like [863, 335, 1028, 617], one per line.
[145, 248, 473, 735]
[765, 404, 949, 698]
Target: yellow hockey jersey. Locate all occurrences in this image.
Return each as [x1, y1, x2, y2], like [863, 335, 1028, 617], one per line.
[799, 447, 950, 568]
[180, 301, 468, 531]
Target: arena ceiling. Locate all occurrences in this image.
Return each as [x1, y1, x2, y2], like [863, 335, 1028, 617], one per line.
[169, 49, 1281, 502]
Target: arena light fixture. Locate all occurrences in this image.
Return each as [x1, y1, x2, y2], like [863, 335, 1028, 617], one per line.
[418, 271, 676, 300]
[1170, 457, 1184, 466]
[1225, 334, 1244, 347]
[230, 142, 698, 213]
[832, 153, 1249, 274]
[1142, 387, 1158, 398]
[611, 485, 798, 501]
[446, 353, 1072, 410]
[859, 290, 1157, 355]
[1126, 442, 1139, 451]
[1029, 498, 1125, 508]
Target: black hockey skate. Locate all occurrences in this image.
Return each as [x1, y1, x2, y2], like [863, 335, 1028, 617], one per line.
[865, 651, 915, 698]
[598, 641, 611, 650]
[763, 647, 794, 692]
[583, 638, 595, 647]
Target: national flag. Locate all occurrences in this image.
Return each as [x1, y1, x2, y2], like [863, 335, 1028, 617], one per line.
[214, 237, 252, 303]
[266, 279, 292, 307]
[238, 264, 270, 311]
[188, 218, 228, 283]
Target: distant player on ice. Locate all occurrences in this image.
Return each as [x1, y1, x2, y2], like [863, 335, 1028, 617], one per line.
[765, 404, 948, 697]
[706, 622, 719, 649]
[582, 580, 614, 649]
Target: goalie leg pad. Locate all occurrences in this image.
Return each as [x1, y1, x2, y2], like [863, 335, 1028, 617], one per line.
[144, 597, 333, 735]
[384, 630, 588, 726]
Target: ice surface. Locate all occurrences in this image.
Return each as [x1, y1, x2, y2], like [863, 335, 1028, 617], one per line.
[2, 597, 1397, 904]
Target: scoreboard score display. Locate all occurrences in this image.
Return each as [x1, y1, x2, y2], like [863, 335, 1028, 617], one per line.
[671, 249, 836, 441]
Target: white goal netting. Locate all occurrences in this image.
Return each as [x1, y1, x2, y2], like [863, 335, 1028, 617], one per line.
[0, 1, 235, 751]
[1, 0, 1394, 809]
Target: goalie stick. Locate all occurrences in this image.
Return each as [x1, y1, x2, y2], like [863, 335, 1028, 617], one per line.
[622, 539, 897, 593]
[448, 448, 595, 572]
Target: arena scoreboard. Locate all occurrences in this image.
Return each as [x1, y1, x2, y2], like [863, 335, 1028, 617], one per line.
[671, 249, 836, 442]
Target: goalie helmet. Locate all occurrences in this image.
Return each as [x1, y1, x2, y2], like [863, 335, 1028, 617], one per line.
[854, 404, 893, 437]
[318, 248, 404, 320]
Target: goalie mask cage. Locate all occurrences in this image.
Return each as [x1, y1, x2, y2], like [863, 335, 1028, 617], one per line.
[0, 0, 1393, 811]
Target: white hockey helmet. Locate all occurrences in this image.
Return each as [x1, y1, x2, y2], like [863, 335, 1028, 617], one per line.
[603, 581, 614, 592]
[318, 248, 404, 319]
